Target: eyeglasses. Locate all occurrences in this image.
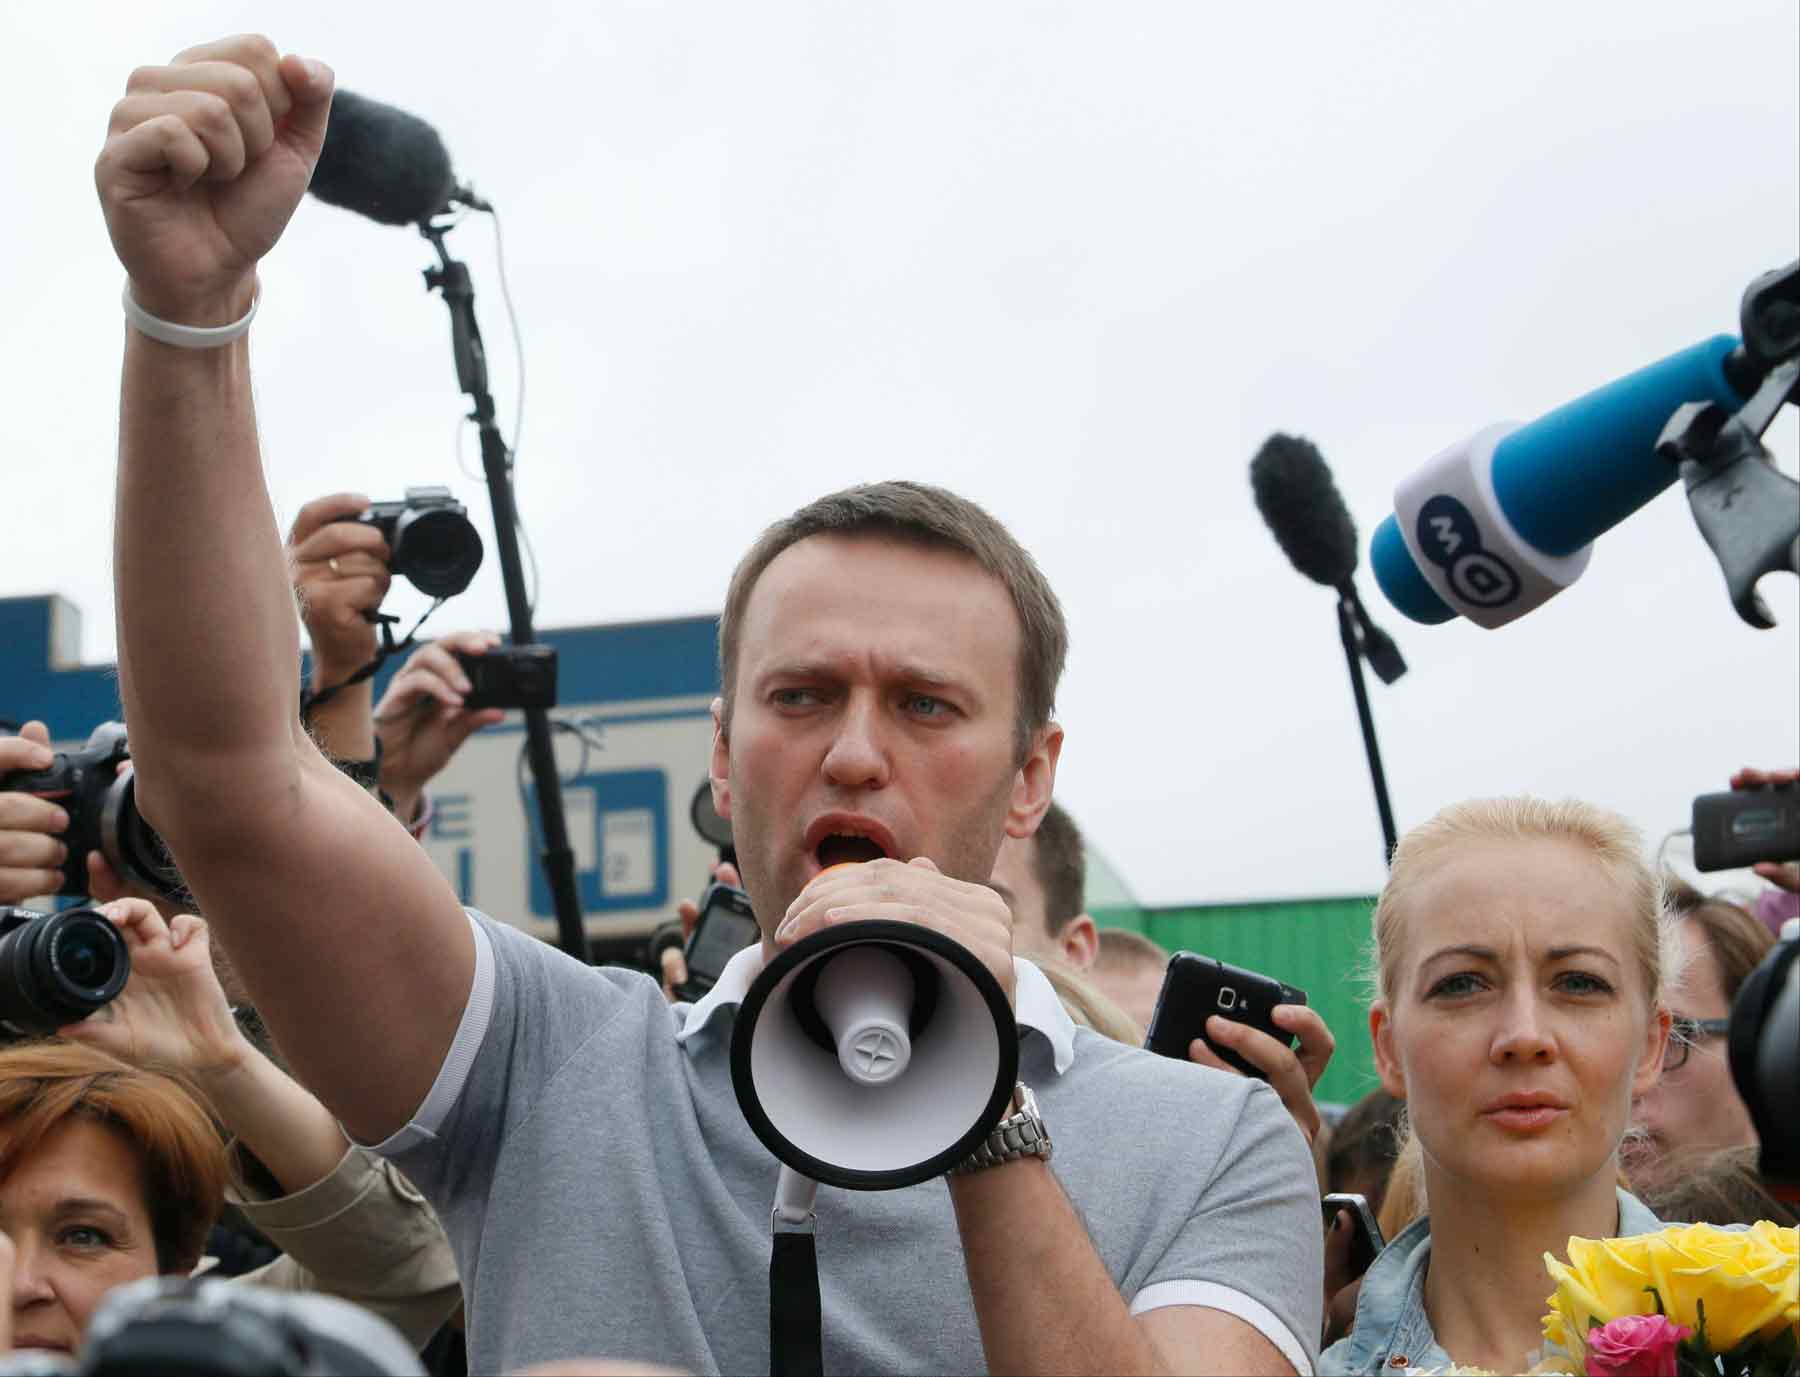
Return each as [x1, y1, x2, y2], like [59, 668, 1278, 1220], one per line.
[1664, 1015, 1731, 1072]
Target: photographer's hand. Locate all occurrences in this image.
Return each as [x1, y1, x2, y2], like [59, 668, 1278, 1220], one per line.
[1187, 1005, 1335, 1145]
[374, 630, 506, 828]
[0, 723, 68, 904]
[289, 492, 393, 765]
[64, 899, 350, 1195]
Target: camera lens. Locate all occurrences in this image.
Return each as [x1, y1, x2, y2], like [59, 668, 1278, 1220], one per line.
[394, 507, 484, 598]
[54, 918, 121, 992]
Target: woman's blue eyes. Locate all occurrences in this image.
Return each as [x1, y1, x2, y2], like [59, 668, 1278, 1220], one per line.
[60, 1226, 114, 1250]
[1426, 971, 1615, 998]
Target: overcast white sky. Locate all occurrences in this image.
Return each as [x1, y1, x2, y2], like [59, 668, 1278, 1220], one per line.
[3, 1, 1796, 905]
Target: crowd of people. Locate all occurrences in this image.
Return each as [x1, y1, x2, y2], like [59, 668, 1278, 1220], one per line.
[0, 32, 1792, 1376]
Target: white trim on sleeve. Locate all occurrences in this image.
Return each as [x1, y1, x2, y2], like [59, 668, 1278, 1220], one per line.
[358, 911, 497, 1156]
[1129, 1279, 1314, 1376]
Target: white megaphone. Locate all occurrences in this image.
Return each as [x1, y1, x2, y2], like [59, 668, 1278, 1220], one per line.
[731, 918, 1019, 1190]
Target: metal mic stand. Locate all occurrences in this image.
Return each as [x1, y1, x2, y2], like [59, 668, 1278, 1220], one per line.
[1335, 585, 1406, 866]
[1656, 259, 1800, 629]
[419, 218, 588, 962]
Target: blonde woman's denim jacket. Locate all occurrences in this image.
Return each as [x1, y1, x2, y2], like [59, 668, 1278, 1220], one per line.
[1318, 1188, 1663, 1375]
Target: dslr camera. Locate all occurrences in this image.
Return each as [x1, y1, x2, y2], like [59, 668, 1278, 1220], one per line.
[335, 485, 484, 598]
[0, 906, 131, 1039]
[0, 722, 185, 904]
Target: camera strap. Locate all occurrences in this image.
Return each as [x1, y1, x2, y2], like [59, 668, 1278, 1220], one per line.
[300, 601, 446, 722]
[769, 1167, 823, 1377]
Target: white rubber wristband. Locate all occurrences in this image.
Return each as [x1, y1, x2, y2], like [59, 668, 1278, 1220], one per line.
[121, 281, 260, 349]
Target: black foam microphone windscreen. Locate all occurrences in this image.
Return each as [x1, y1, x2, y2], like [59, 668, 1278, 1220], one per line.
[1250, 434, 1360, 589]
[308, 90, 458, 226]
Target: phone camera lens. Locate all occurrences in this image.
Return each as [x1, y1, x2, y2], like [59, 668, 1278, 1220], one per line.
[1217, 988, 1237, 1009]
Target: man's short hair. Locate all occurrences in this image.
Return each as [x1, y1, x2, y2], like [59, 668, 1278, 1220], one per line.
[1093, 927, 1170, 975]
[1032, 801, 1087, 937]
[717, 481, 1068, 762]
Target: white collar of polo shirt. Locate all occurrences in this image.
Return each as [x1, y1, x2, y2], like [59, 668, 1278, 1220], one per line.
[675, 944, 1078, 1074]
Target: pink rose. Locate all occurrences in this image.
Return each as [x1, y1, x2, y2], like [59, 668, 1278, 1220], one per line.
[1584, 1314, 1691, 1377]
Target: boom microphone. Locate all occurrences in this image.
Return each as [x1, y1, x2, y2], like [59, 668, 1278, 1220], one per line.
[1370, 335, 1750, 627]
[309, 90, 485, 226]
[1250, 434, 1360, 589]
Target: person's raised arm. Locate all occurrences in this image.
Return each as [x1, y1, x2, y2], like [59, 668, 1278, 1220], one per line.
[100, 35, 471, 1142]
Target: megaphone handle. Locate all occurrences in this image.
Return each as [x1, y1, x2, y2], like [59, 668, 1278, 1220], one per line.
[770, 1167, 823, 1377]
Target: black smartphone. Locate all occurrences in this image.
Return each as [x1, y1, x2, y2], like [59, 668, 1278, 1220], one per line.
[1143, 952, 1307, 1080]
[677, 882, 760, 1001]
[1692, 785, 1800, 872]
[1322, 1192, 1384, 1279]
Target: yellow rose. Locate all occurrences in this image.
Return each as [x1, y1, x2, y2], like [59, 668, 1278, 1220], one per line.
[1542, 1224, 1800, 1359]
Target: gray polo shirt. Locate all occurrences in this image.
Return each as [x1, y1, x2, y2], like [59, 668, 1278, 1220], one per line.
[373, 913, 1323, 1375]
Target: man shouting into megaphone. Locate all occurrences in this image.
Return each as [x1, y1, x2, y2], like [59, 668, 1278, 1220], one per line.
[97, 35, 1322, 1376]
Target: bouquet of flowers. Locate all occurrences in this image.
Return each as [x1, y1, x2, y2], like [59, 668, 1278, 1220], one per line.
[1540, 1221, 1798, 1376]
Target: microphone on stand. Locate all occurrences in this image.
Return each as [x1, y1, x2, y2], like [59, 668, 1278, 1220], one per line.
[309, 90, 488, 225]
[1251, 434, 1405, 865]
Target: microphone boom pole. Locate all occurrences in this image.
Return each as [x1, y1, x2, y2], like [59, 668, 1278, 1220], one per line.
[420, 220, 587, 961]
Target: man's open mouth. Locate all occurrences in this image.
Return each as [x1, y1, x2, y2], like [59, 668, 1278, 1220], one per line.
[816, 833, 888, 868]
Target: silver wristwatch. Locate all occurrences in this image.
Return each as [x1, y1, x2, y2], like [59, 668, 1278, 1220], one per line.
[948, 1082, 1052, 1175]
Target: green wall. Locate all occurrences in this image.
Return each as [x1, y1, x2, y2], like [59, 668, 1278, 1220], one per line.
[1096, 897, 1380, 1106]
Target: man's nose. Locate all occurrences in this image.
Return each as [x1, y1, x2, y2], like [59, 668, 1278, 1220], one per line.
[821, 696, 890, 790]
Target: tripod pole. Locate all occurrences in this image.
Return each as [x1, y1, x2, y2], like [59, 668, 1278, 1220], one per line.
[423, 225, 587, 960]
[1337, 595, 1399, 868]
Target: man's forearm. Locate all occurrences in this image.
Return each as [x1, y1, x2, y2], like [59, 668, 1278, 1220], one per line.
[950, 1161, 1166, 1377]
[116, 322, 305, 823]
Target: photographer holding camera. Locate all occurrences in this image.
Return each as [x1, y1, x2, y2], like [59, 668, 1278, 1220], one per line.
[0, 726, 64, 906]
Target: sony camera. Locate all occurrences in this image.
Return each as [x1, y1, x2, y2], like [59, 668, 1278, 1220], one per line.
[453, 643, 558, 710]
[336, 485, 484, 598]
[0, 906, 131, 1039]
[0, 722, 185, 904]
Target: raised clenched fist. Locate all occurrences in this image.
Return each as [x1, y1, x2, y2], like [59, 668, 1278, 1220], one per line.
[94, 35, 334, 328]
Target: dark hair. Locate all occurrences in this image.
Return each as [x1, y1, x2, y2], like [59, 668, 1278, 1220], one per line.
[1665, 878, 1776, 1003]
[1635, 1144, 1798, 1228]
[1030, 802, 1087, 937]
[0, 1040, 229, 1274]
[1093, 927, 1169, 976]
[1324, 1088, 1407, 1210]
[717, 481, 1067, 762]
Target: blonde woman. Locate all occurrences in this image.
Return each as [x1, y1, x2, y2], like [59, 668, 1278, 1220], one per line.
[1322, 798, 1675, 1375]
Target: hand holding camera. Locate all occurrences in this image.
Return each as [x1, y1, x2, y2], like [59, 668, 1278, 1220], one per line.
[55, 899, 246, 1082]
[373, 631, 508, 824]
[0, 724, 67, 904]
[288, 492, 394, 681]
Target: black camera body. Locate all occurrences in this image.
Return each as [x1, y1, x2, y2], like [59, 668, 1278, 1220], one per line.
[339, 485, 483, 598]
[454, 643, 558, 710]
[0, 905, 131, 1039]
[0, 722, 184, 904]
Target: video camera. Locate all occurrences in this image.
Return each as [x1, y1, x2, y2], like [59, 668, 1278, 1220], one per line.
[0, 722, 185, 904]
[1731, 918, 1799, 1196]
[334, 485, 483, 598]
[0, 906, 130, 1039]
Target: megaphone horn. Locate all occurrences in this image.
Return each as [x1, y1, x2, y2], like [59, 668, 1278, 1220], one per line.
[731, 920, 1018, 1191]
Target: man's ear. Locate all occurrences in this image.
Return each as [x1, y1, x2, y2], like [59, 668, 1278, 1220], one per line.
[1370, 1000, 1407, 1099]
[1632, 1004, 1672, 1099]
[1058, 913, 1099, 970]
[1005, 721, 1062, 839]
[709, 696, 732, 821]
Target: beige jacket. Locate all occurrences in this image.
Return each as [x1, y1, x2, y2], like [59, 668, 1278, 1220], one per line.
[227, 1145, 462, 1349]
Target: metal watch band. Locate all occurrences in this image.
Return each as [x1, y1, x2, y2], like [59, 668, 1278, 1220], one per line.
[948, 1082, 1052, 1175]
